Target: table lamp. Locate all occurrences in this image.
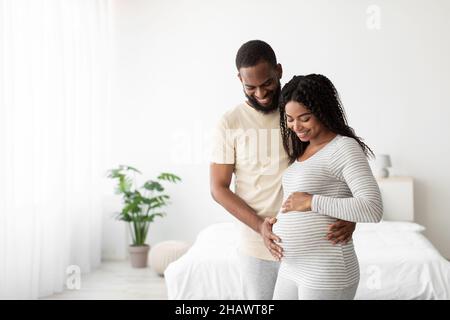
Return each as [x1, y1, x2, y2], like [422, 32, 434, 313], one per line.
[375, 154, 392, 178]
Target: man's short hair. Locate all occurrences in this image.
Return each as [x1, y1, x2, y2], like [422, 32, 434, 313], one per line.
[235, 40, 277, 70]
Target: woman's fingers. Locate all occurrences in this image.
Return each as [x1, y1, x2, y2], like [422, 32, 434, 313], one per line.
[281, 200, 291, 213]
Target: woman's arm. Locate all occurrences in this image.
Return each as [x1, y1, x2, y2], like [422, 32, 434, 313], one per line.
[311, 138, 383, 223]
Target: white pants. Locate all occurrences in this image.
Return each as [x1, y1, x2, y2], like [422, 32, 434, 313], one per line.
[238, 252, 280, 300]
[273, 274, 358, 300]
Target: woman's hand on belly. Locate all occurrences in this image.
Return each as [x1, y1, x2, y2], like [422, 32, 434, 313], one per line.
[281, 192, 313, 213]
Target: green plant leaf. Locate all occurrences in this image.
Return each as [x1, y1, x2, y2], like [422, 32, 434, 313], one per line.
[106, 168, 122, 179]
[123, 198, 141, 214]
[116, 210, 132, 222]
[117, 176, 133, 194]
[108, 166, 181, 245]
[148, 196, 171, 210]
[149, 212, 165, 220]
[107, 165, 141, 178]
[120, 165, 142, 174]
[142, 195, 169, 205]
[157, 173, 181, 183]
[143, 180, 164, 192]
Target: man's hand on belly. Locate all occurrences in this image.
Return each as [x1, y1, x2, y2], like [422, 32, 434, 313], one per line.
[258, 217, 283, 260]
[327, 220, 356, 245]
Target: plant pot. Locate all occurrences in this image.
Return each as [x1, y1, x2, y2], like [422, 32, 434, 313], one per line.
[128, 244, 150, 268]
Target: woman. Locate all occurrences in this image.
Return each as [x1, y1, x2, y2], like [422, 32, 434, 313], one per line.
[272, 74, 383, 300]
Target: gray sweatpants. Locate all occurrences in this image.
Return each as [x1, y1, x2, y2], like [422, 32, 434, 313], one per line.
[273, 274, 359, 300]
[238, 252, 358, 300]
[237, 252, 280, 300]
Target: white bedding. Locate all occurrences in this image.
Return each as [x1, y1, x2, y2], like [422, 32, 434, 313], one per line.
[164, 221, 450, 300]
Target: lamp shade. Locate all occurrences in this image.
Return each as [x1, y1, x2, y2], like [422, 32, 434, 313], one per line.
[375, 154, 391, 168]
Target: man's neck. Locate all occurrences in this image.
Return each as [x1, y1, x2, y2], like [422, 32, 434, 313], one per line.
[244, 100, 278, 115]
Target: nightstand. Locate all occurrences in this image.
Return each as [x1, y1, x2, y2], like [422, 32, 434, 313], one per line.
[376, 176, 414, 221]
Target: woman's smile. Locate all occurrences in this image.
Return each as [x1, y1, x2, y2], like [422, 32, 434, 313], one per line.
[295, 130, 310, 139]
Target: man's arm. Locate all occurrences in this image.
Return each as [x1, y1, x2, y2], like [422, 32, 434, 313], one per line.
[209, 163, 283, 259]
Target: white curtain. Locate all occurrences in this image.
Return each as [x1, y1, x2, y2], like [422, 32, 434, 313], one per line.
[0, 0, 112, 299]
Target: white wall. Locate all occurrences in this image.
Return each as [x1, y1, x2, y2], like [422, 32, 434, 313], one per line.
[103, 0, 450, 259]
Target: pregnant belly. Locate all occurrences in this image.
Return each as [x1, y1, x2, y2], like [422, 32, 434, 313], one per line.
[272, 211, 338, 260]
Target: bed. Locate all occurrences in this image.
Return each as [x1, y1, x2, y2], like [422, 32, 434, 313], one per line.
[164, 178, 450, 299]
[164, 221, 450, 299]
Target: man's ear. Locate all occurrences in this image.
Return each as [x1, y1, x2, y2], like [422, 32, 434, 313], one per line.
[237, 72, 242, 83]
[276, 63, 283, 79]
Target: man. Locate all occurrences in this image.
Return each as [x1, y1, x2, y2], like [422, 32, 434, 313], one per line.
[210, 40, 356, 300]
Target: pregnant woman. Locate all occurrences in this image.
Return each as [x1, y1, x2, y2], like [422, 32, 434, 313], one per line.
[272, 74, 383, 300]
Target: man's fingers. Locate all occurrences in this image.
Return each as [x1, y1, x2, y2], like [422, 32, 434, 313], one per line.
[262, 218, 281, 242]
[328, 223, 336, 231]
[270, 233, 282, 243]
[263, 218, 274, 231]
[264, 230, 281, 243]
[262, 224, 281, 242]
[333, 234, 350, 245]
[327, 231, 351, 244]
[327, 228, 349, 242]
[270, 249, 282, 260]
[327, 220, 355, 244]
[269, 248, 278, 259]
[328, 220, 345, 231]
[270, 242, 283, 253]
[327, 227, 347, 240]
[328, 220, 353, 232]
[269, 244, 283, 260]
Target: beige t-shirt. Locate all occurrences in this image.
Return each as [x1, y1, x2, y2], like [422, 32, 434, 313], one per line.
[211, 102, 290, 261]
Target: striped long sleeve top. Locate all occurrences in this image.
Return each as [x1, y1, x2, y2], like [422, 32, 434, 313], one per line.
[272, 134, 383, 289]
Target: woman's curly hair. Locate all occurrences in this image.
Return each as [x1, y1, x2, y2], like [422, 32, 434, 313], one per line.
[279, 74, 374, 164]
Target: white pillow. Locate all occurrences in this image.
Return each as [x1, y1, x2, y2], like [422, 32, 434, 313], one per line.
[355, 220, 425, 233]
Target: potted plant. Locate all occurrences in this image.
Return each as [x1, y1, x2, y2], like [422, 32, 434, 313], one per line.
[107, 165, 181, 268]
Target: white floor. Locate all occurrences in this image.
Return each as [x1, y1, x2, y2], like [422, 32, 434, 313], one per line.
[42, 260, 168, 300]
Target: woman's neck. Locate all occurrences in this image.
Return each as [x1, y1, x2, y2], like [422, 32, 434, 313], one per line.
[309, 130, 337, 148]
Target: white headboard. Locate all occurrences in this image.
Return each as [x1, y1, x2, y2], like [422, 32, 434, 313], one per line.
[376, 177, 414, 221]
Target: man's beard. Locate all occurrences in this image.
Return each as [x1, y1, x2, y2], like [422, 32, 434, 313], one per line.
[244, 82, 281, 114]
